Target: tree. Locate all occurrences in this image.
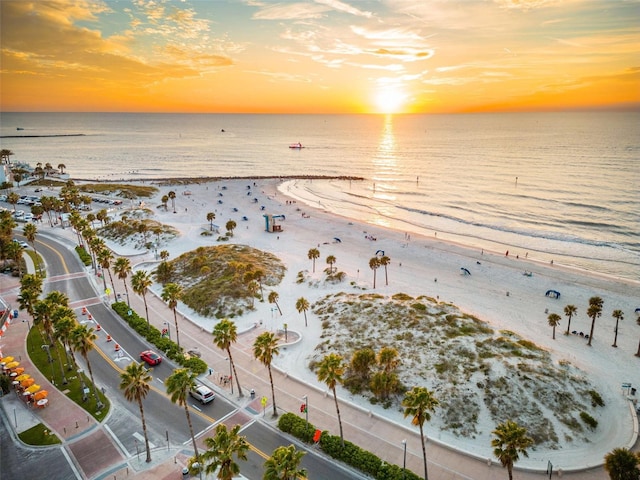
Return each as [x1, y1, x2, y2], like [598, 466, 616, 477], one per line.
[70, 324, 103, 408]
[131, 270, 153, 331]
[97, 247, 117, 302]
[113, 257, 132, 306]
[325, 255, 336, 274]
[564, 304, 577, 335]
[380, 255, 391, 286]
[161, 194, 169, 211]
[168, 190, 176, 213]
[207, 212, 216, 231]
[213, 319, 243, 397]
[587, 296, 604, 346]
[23, 222, 40, 274]
[612, 310, 624, 347]
[268, 290, 282, 316]
[403, 386, 439, 480]
[161, 282, 183, 349]
[349, 348, 376, 382]
[369, 257, 381, 288]
[226, 220, 236, 236]
[263, 444, 307, 480]
[253, 332, 280, 417]
[57, 163, 66, 174]
[165, 369, 200, 460]
[295, 297, 309, 327]
[378, 346, 399, 373]
[7, 191, 19, 212]
[547, 313, 561, 340]
[201, 424, 249, 479]
[120, 362, 153, 462]
[603, 447, 639, 480]
[316, 353, 345, 446]
[491, 420, 534, 480]
[307, 248, 320, 273]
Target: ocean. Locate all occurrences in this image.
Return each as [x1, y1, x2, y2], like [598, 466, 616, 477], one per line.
[1, 111, 638, 281]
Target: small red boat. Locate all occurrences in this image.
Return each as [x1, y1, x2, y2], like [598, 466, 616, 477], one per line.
[289, 142, 304, 149]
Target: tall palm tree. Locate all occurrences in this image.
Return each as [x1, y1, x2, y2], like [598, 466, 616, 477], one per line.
[369, 257, 381, 288]
[71, 324, 103, 408]
[547, 313, 561, 340]
[23, 222, 40, 274]
[611, 310, 624, 347]
[207, 212, 216, 231]
[604, 447, 640, 480]
[168, 190, 176, 213]
[587, 296, 603, 346]
[380, 255, 391, 286]
[97, 247, 117, 302]
[131, 270, 153, 331]
[213, 319, 243, 397]
[316, 353, 345, 446]
[201, 424, 249, 479]
[120, 362, 153, 462]
[268, 291, 282, 316]
[165, 369, 200, 460]
[253, 332, 280, 417]
[114, 257, 132, 306]
[161, 282, 183, 349]
[57, 163, 66, 174]
[491, 420, 534, 480]
[403, 386, 439, 480]
[225, 220, 236, 236]
[295, 297, 310, 327]
[263, 444, 307, 480]
[307, 248, 320, 273]
[564, 304, 577, 335]
[7, 191, 19, 211]
[6, 240, 23, 276]
[325, 255, 336, 274]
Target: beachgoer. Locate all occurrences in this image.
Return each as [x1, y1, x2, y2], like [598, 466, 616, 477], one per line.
[505, 250, 509, 256]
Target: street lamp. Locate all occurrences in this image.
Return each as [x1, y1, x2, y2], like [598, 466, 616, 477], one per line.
[402, 439, 407, 480]
[302, 395, 308, 423]
[163, 322, 171, 340]
[225, 357, 233, 395]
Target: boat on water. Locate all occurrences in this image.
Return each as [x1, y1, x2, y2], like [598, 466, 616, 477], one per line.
[289, 142, 304, 149]
[16, 127, 24, 131]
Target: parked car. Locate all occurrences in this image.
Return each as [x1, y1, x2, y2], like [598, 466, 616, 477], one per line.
[12, 239, 29, 249]
[190, 385, 215, 404]
[140, 350, 162, 366]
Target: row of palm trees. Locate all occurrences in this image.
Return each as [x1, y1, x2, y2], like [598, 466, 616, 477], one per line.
[307, 247, 392, 289]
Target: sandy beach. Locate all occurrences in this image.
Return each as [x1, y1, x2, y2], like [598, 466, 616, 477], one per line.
[73, 176, 640, 469]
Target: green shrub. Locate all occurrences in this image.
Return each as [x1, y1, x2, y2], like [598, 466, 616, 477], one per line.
[75, 245, 92, 266]
[587, 390, 605, 407]
[579, 411, 598, 430]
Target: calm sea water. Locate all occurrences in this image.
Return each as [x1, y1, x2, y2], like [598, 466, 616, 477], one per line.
[1, 112, 638, 281]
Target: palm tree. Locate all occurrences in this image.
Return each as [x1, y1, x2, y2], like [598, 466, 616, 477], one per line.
[57, 163, 66, 174]
[7, 240, 24, 276]
[213, 319, 243, 397]
[253, 332, 280, 417]
[168, 190, 176, 213]
[295, 297, 310, 327]
[226, 220, 237, 236]
[349, 348, 376, 383]
[307, 248, 320, 273]
[491, 420, 534, 480]
[97, 247, 117, 302]
[604, 447, 639, 480]
[23, 222, 40, 273]
[7, 191, 19, 212]
[70, 324, 103, 408]
[113, 257, 132, 306]
[547, 313, 561, 340]
[207, 212, 216, 231]
[380, 255, 391, 286]
[165, 369, 200, 460]
[316, 353, 345, 446]
[403, 386, 439, 480]
[161, 194, 169, 211]
[326, 255, 336, 274]
[120, 362, 153, 462]
[587, 296, 604, 346]
[268, 291, 282, 316]
[564, 304, 577, 335]
[131, 270, 153, 331]
[369, 257, 381, 288]
[201, 424, 249, 479]
[378, 346, 400, 373]
[161, 282, 183, 349]
[611, 310, 624, 347]
[263, 444, 307, 480]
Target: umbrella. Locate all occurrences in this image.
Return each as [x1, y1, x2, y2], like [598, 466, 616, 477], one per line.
[15, 374, 30, 382]
[26, 384, 41, 394]
[5, 361, 20, 369]
[0, 356, 15, 364]
[21, 378, 35, 388]
[34, 390, 48, 401]
[12, 367, 24, 375]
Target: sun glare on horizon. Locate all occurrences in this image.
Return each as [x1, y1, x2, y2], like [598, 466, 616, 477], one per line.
[374, 88, 407, 114]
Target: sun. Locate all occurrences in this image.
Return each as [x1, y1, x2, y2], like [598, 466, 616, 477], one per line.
[374, 88, 406, 114]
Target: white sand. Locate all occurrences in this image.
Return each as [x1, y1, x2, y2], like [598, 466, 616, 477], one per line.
[100, 177, 639, 468]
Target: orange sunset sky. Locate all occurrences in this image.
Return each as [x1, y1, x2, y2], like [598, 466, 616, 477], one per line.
[1, 0, 639, 114]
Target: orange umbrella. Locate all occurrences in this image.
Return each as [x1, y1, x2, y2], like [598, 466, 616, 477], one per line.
[15, 374, 30, 381]
[26, 384, 40, 394]
[12, 367, 25, 375]
[20, 378, 35, 388]
[34, 390, 48, 401]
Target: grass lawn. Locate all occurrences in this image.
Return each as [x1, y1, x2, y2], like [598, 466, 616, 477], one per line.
[19, 423, 62, 446]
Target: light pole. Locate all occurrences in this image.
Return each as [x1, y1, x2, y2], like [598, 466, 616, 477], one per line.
[163, 322, 171, 340]
[402, 439, 407, 480]
[302, 395, 308, 423]
[226, 357, 233, 395]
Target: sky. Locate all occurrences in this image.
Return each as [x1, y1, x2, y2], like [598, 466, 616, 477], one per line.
[1, 0, 639, 114]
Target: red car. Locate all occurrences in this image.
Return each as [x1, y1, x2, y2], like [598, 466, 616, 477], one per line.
[140, 350, 162, 366]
